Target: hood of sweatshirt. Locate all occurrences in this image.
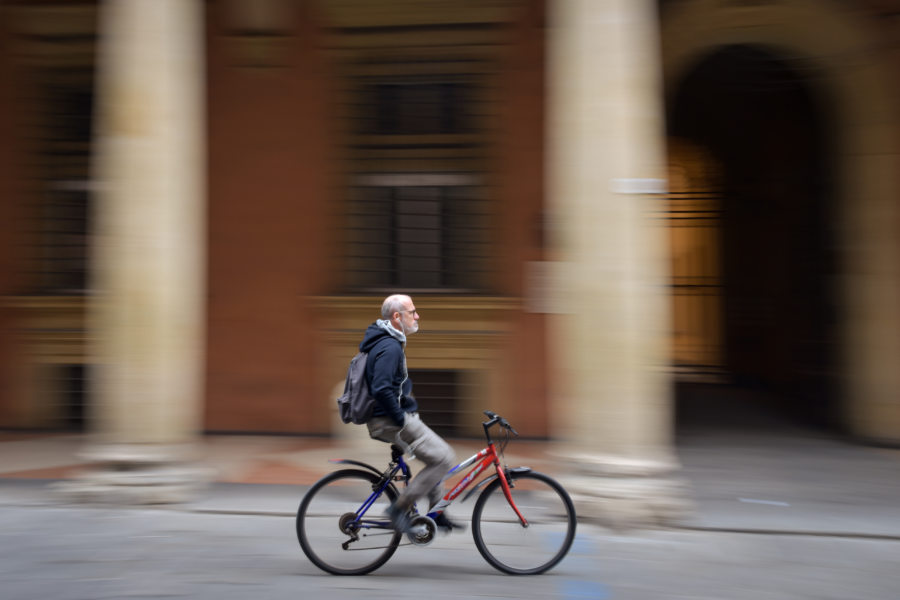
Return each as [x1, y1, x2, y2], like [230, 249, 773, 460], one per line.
[359, 319, 405, 353]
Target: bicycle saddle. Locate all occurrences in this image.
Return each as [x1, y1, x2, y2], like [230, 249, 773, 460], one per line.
[390, 444, 405, 460]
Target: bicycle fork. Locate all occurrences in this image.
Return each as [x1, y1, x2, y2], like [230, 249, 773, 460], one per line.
[496, 465, 530, 528]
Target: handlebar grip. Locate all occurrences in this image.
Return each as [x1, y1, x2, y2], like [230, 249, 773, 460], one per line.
[482, 410, 518, 436]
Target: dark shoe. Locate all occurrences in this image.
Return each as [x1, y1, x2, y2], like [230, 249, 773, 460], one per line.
[433, 512, 465, 533]
[386, 502, 413, 534]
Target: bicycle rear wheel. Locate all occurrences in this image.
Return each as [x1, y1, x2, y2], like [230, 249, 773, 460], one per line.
[296, 469, 402, 575]
[471, 470, 576, 575]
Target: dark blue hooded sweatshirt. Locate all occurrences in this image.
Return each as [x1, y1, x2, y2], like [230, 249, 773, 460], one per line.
[359, 320, 418, 426]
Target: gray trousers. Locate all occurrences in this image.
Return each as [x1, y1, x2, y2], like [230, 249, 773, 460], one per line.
[367, 412, 456, 510]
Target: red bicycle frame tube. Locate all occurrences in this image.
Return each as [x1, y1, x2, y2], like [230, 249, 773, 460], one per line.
[435, 442, 529, 527]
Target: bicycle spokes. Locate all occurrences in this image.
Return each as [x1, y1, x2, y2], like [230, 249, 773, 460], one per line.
[297, 470, 402, 575]
[471, 471, 576, 575]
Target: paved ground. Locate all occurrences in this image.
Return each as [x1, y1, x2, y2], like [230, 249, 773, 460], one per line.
[1, 414, 899, 599]
[1, 483, 898, 600]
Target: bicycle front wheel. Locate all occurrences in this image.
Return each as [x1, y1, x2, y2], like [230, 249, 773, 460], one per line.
[471, 470, 576, 575]
[296, 469, 402, 575]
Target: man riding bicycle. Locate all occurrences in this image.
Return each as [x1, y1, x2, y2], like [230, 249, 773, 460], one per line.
[358, 294, 461, 533]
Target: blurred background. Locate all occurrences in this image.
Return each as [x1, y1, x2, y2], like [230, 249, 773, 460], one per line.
[0, 0, 898, 483]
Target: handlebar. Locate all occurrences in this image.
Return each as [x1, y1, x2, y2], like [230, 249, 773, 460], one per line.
[482, 410, 519, 438]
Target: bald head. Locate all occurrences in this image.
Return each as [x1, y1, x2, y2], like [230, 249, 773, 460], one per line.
[381, 294, 411, 320]
[382, 294, 419, 336]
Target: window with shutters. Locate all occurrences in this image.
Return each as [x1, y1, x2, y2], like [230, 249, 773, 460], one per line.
[332, 19, 501, 293]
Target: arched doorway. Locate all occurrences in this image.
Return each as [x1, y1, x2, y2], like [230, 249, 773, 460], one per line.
[667, 45, 839, 430]
[661, 0, 900, 447]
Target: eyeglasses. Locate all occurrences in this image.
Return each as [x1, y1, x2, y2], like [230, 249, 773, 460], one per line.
[400, 309, 418, 315]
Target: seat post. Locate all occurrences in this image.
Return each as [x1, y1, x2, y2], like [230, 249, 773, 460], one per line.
[390, 444, 405, 462]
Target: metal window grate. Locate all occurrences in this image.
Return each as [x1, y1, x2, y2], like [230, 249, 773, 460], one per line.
[37, 363, 87, 432]
[60, 363, 86, 431]
[359, 80, 477, 136]
[346, 179, 491, 291]
[338, 46, 496, 293]
[408, 369, 461, 437]
[21, 65, 95, 294]
[9, 3, 97, 295]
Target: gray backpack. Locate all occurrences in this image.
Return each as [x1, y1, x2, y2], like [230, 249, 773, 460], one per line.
[336, 351, 376, 424]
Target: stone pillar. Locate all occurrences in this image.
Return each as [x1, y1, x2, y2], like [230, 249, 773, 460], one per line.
[546, 0, 689, 527]
[59, 0, 207, 502]
[842, 153, 900, 445]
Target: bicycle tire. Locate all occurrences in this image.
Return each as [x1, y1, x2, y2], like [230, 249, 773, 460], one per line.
[296, 469, 402, 575]
[471, 470, 576, 575]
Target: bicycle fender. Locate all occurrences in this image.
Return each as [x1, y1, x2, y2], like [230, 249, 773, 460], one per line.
[328, 459, 382, 478]
[461, 466, 531, 503]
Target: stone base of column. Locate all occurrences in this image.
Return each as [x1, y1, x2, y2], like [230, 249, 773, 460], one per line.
[561, 452, 693, 530]
[52, 443, 213, 505]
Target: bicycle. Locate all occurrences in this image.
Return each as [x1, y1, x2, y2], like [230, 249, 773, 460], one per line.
[296, 411, 576, 576]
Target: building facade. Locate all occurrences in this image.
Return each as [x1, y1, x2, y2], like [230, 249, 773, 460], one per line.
[1, 0, 898, 522]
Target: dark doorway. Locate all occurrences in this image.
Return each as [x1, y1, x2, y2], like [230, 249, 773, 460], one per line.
[668, 45, 838, 432]
[408, 369, 462, 437]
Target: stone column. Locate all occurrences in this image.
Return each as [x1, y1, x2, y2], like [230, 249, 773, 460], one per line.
[545, 0, 689, 527]
[59, 0, 207, 502]
[842, 154, 900, 445]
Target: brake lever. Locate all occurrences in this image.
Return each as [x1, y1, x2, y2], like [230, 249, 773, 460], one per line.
[499, 418, 519, 437]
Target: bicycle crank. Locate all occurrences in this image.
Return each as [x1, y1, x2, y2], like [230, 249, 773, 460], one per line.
[406, 515, 437, 546]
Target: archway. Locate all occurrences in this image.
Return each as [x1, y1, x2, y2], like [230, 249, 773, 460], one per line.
[668, 45, 837, 430]
[661, 0, 900, 443]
